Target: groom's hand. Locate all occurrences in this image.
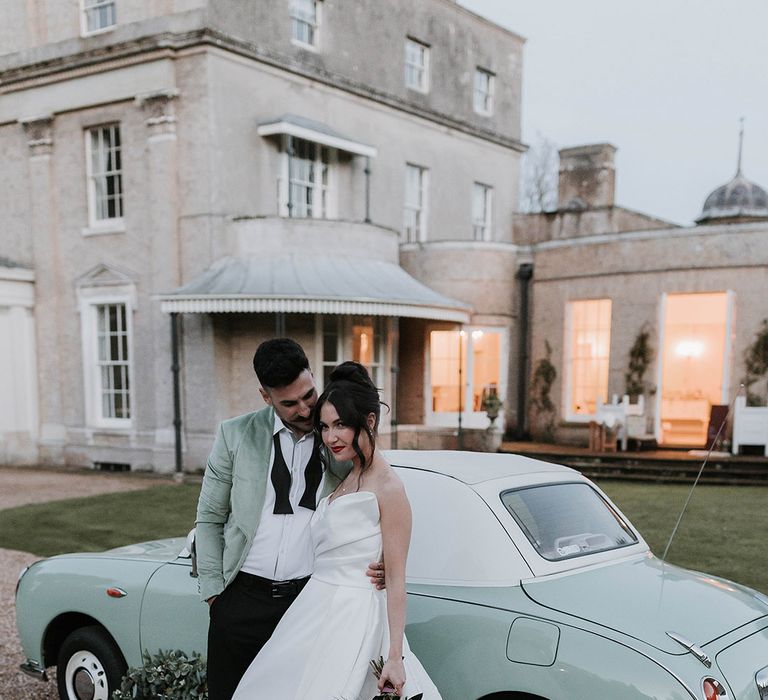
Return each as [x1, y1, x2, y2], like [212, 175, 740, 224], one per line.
[366, 560, 386, 590]
[206, 595, 218, 607]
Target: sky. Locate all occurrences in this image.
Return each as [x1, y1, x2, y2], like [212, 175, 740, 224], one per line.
[459, 0, 768, 225]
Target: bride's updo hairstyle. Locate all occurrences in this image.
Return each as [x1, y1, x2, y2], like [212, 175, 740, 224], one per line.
[314, 361, 383, 470]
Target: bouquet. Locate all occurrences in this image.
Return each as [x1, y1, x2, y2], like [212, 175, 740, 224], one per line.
[370, 656, 423, 700]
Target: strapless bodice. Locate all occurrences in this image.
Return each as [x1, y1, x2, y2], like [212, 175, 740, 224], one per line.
[310, 491, 382, 588]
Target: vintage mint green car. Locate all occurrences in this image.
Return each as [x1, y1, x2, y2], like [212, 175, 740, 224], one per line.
[16, 450, 768, 700]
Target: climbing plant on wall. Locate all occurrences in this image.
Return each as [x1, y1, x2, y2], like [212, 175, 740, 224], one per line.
[625, 325, 655, 399]
[530, 340, 557, 442]
[743, 319, 768, 406]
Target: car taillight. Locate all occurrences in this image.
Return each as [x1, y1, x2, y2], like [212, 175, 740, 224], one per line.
[703, 678, 727, 699]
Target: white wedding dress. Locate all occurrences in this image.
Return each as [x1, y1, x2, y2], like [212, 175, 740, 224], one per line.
[232, 491, 442, 700]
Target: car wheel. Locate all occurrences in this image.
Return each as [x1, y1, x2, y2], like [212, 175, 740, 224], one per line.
[56, 626, 127, 700]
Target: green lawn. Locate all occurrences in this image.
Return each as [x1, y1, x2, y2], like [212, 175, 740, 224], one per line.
[596, 480, 767, 594]
[0, 484, 200, 557]
[0, 480, 764, 594]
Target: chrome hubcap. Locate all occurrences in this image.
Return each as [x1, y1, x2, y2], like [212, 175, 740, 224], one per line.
[65, 650, 108, 700]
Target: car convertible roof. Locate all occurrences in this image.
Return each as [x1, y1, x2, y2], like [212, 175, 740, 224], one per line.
[384, 450, 576, 485]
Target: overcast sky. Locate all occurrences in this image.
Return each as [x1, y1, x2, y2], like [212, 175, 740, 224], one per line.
[459, 0, 768, 225]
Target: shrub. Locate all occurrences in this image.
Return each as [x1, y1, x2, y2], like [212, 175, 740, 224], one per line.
[112, 649, 207, 700]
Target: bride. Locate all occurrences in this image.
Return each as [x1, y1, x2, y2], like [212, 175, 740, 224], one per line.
[232, 361, 442, 700]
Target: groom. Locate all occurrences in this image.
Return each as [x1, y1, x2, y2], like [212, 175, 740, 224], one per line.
[196, 338, 384, 700]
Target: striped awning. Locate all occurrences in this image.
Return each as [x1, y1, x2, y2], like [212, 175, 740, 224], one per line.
[159, 254, 470, 323]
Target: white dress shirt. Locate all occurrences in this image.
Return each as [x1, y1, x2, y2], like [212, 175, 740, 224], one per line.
[240, 415, 324, 580]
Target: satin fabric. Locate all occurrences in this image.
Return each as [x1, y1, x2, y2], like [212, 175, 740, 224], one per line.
[232, 491, 442, 700]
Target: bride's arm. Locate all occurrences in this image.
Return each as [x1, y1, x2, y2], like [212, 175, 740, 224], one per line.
[378, 478, 412, 695]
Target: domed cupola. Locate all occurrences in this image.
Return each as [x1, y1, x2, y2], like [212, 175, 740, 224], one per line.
[697, 122, 768, 224]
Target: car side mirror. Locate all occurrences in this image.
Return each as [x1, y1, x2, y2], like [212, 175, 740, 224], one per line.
[179, 528, 198, 578]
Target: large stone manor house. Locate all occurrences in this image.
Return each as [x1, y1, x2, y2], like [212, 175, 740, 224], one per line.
[1, 0, 766, 471]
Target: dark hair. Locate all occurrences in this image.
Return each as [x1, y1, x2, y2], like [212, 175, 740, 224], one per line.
[314, 361, 384, 471]
[253, 338, 310, 389]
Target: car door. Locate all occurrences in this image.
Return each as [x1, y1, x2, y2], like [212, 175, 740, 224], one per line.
[139, 560, 209, 657]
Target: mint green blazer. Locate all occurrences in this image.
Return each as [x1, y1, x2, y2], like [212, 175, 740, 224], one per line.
[195, 406, 349, 601]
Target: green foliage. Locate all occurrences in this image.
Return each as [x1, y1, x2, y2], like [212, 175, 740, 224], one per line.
[742, 319, 768, 406]
[624, 326, 655, 398]
[530, 341, 557, 441]
[112, 649, 207, 700]
[0, 484, 200, 556]
[368, 656, 423, 700]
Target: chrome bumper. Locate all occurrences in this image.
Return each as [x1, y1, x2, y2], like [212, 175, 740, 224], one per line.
[20, 660, 48, 682]
[757, 665, 768, 699]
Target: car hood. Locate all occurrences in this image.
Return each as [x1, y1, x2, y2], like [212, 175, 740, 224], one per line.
[93, 537, 187, 563]
[521, 554, 768, 654]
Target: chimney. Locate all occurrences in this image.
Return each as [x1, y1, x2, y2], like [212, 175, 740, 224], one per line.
[558, 143, 617, 210]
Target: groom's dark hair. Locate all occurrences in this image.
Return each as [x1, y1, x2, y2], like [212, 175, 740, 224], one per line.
[253, 338, 310, 389]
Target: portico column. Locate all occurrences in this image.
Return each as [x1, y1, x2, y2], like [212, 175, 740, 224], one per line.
[20, 115, 66, 462]
[137, 89, 182, 472]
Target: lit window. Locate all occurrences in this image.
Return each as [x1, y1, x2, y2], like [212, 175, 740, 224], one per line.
[474, 68, 494, 115]
[284, 137, 332, 218]
[404, 163, 428, 242]
[352, 317, 384, 387]
[291, 0, 319, 47]
[472, 182, 493, 240]
[567, 299, 612, 417]
[430, 329, 502, 414]
[82, 0, 116, 34]
[86, 125, 123, 225]
[405, 38, 430, 92]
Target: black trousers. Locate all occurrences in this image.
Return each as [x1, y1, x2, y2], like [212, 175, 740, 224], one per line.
[206, 572, 308, 700]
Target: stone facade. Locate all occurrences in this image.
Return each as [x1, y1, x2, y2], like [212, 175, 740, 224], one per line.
[517, 144, 768, 448]
[0, 0, 524, 470]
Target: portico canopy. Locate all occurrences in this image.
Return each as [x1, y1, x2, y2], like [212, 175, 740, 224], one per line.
[257, 114, 378, 158]
[159, 254, 471, 323]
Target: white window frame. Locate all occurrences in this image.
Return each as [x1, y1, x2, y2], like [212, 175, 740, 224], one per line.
[84, 124, 125, 233]
[403, 163, 429, 243]
[78, 286, 136, 430]
[81, 0, 116, 36]
[425, 326, 508, 429]
[316, 315, 342, 392]
[279, 136, 337, 219]
[563, 298, 613, 422]
[405, 38, 430, 93]
[473, 67, 494, 115]
[351, 316, 386, 388]
[472, 182, 493, 241]
[290, 0, 320, 49]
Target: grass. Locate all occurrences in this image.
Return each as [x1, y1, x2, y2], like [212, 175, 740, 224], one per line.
[0, 484, 200, 557]
[595, 480, 767, 594]
[0, 479, 764, 594]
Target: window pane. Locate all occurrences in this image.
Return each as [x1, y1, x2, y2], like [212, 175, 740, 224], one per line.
[404, 164, 427, 242]
[471, 331, 501, 411]
[569, 299, 612, 415]
[291, 0, 317, 45]
[430, 331, 466, 412]
[501, 483, 637, 561]
[88, 125, 123, 222]
[94, 303, 130, 420]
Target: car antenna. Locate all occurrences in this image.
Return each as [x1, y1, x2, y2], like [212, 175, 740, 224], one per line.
[660, 384, 744, 564]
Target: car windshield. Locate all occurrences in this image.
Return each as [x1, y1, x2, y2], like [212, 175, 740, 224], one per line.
[500, 482, 638, 561]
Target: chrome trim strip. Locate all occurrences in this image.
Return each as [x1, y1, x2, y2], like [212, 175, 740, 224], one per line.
[665, 631, 712, 668]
